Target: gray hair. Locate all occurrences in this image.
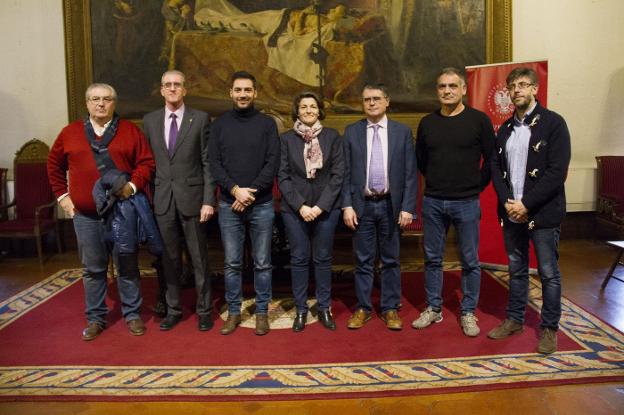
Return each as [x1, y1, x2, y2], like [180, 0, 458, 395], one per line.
[85, 83, 117, 101]
[436, 67, 466, 85]
[161, 70, 186, 85]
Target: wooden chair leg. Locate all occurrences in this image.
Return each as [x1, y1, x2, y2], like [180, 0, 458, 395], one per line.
[35, 233, 44, 267]
[601, 249, 624, 290]
[55, 225, 63, 253]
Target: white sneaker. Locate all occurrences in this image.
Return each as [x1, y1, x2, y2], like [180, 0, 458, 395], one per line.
[411, 307, 443, 329]
[460, 313, 480, 337]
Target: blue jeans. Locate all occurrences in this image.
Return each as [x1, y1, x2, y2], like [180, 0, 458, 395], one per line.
[73, 213, 142, 324]
[218, 200, 274, 315]
[282, 209, 340, 313]
[353, 198, 401, 313]
[503, 221, 562, 330]
[422, 196, 481, 314]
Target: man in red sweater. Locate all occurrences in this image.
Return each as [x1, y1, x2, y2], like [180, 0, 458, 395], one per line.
[47, 83, 155, 341]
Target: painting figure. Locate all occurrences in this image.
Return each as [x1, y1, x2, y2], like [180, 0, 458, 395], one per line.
[160, 0, 194, 63]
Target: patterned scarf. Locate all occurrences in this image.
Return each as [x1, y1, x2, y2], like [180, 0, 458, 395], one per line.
[84, 113, 120, 175]
[293, 119, 323, 179]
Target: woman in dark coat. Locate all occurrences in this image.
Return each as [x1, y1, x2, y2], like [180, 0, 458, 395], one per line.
[278, 92, 345, 332]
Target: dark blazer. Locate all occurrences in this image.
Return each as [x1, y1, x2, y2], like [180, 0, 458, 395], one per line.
[491, 102, 571, 229]
[278, 127, 344, 214]
[342, 118, 418, 220]
[142, 107, 216, 217]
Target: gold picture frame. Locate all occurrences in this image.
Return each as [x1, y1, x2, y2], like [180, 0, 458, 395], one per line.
[63, 0, 512, 131]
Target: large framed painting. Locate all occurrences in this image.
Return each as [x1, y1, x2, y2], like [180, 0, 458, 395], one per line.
[64, 0, 511, 128]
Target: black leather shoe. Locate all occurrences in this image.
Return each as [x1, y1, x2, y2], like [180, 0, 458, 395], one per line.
[318, 309, 336, 330]
[159, 314, 181, 331]
[151, 300, 167, 318]
[292, 312, 307, 332]
[198, 315, 214, 331]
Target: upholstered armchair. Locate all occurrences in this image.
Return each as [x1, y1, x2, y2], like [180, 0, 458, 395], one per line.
[0, 139, 62, 265]
[595, 156, 624, 234]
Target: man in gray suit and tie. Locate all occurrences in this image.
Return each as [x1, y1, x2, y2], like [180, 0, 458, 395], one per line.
[342, 83, 418, 331]
[142, 70, 216, 331]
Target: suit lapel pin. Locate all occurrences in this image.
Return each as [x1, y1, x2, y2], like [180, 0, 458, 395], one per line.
[528, 220, 535, 230]
[507, 122, 512, 128]
[503, 171, 507, 179]
[528, 168, 539, 178]
[528, 114, 540, 128]
[498, 147, 503, 154]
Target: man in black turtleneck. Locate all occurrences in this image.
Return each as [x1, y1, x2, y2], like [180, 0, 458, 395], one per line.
[208, 71, 280, 336]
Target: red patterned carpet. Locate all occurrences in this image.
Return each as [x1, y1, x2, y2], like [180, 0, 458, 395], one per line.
[0, 264, 622, 401]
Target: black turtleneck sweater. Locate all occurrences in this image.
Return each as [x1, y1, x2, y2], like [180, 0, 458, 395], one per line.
[209, 106, 280, 204]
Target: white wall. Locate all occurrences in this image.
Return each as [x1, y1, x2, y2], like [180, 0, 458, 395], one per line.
[513, 0, 624, 211]
[0, 1, 622, 211]
[0, 0, 67, 179]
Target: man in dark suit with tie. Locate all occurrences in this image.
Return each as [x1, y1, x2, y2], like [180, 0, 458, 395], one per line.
[142, 70, 216, 332]
[342, 83, 418, 330]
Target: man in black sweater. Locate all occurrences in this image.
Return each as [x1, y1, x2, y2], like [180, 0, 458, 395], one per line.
[413, 67, 495, 337]
[208, 71, 280, 336]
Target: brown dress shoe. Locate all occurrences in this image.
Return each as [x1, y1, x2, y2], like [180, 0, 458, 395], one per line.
[381, 310, 403, 330]
[220, 314, 242, 335]
[127, 318, 146, 336]
[82, 322, 105, 341]
[255, 314, 270, 336]
[347, 308, 371, 329]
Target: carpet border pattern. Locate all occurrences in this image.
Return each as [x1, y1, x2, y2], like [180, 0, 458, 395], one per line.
[0, 266, 623, 398]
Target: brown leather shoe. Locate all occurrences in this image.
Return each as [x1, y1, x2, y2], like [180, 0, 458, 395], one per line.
[220, 314, 242, 335]
[347, 308, 371, 329]
[255, 314, 270, 336]
[82, 322, 105, 341]
[127, 318, 146, 336]
[381, 310, 403, 330]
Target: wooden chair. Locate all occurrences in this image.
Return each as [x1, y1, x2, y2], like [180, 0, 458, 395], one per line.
[595, 156, 624, 234]
[0, 168, 7, 222]
[601, 240, 624, 289]
[0, 139, 62, 265]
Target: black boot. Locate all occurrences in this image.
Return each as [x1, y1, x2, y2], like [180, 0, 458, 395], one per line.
[318, 309, 336, 330]
[292, 312, 307, 332]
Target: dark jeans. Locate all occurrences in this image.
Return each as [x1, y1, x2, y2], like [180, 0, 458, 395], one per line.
[353, 198, 401, 313]
[218, 200, 274, 315]
[422, 196, 481, 314]
[73, 212, 142, 324]
[282, 209, 340, 313]
[503, 221, 562, 330]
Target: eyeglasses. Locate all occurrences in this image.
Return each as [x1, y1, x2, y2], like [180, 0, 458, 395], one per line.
[88, 96, 114, 103]
[506, 82, 534, 91]
[363, 96, 386, 104]
[162, 82, 184, 89]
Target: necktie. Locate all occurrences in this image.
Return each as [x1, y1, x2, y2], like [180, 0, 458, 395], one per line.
[368, 124, 385, 193]
[168, 113, 178, 158]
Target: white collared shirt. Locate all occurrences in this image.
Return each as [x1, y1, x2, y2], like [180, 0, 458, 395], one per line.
[164, 105, 185, 150]
[89, 117, 112, 137]
[365, 115, 389, 194]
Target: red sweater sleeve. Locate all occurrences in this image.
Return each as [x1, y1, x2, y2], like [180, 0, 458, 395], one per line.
[111, 120, 155, 192]
[47, 128, 70, 199]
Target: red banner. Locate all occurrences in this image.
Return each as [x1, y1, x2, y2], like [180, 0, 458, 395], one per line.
[466, 60, 548, 267]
